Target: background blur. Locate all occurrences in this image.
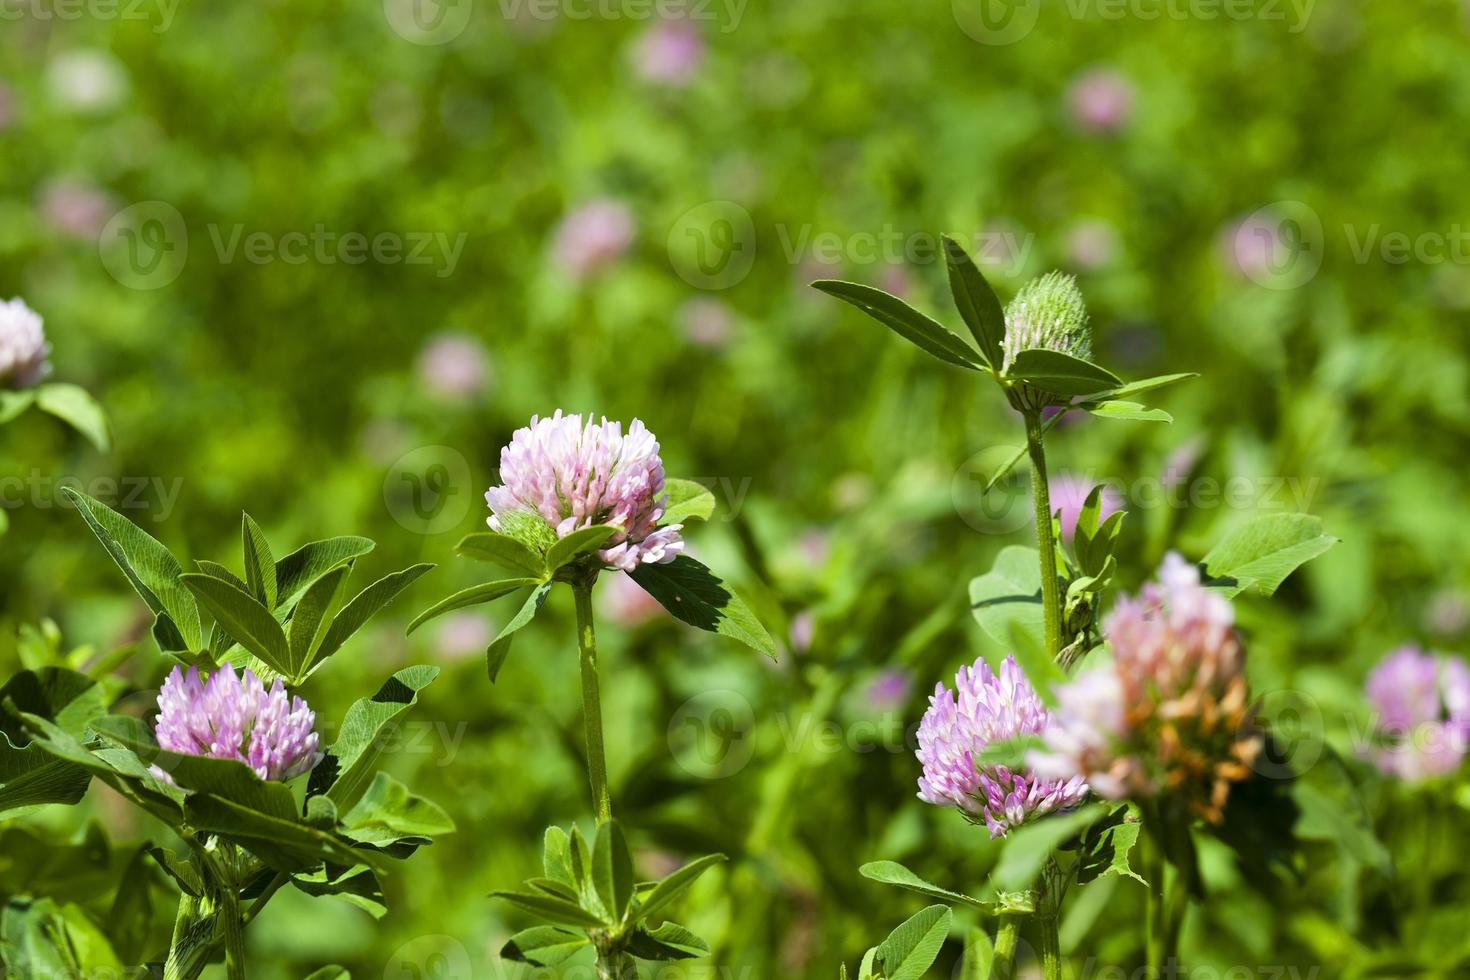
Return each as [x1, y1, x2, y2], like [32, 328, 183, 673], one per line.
[3, 0, 1470, 976]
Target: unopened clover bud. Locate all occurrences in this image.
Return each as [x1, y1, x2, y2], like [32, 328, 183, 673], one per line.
[1001, 271, 1091, 373]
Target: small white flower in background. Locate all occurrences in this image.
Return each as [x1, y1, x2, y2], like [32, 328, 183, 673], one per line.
[677, 297, 734, 348]
[417, 331, 491, 401]
[1065, 220, 1120, 271]
[0, 298, 52, 389]
[47, 49, 129, 113]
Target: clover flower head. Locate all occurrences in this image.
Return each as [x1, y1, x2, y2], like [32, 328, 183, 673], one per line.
[153, 664, 320, 782]
[1030, 553, 1261, 823]
[1364, 646, 1470, 781]
[552, 199, 634, 279]
[417, 331, 490, 400]
[485, 411, 684, 572]
[0, 298, 52, 389]
[1068, 69, 1135, 134]
[633, 19, 705, 87]
[917, 654, 1088, 838]
[1001, 271, 1091, 373]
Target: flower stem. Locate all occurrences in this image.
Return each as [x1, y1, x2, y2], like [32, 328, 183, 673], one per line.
[1142, 808, 1167, 976]
[162, 893, 201, 980]
[991, 916, 1020, 980]
[217, 885, 247, 980]
[574, 576, 612, 824]
[1024, 409, 1062, 658]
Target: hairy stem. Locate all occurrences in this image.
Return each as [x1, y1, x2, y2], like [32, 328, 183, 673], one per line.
[574, 576, 612, 823]
[1024, 409, 1062, 658]
[161, 893, 202, 980]
[218, 884, 247, 980]
[991, 916, 1021, 980]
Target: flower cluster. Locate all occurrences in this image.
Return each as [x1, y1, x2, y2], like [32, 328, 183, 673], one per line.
[154, 664, 320, 782]
[916, 654, 1088, 837]
[1364, 646, 1470, 781]
[0, 298, 52, 388]
[1000, 271, 1091, 373]
[485, 411, 684, 572]
[1030, 553, 1262, 823]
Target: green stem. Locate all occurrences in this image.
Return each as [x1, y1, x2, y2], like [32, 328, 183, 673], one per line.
[218, 884, 247, 980]
[1143, 810, 1167, 976]
[242, 871, 288, 926]
[991, 916, 1020, 980]
[574, 576, 612, 824]
[161, 893, 201, 980]
[1024, 409, 1062, 658]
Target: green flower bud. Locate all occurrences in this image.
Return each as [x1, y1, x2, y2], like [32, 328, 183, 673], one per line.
[497, 508, 560, 556]
[1001, 271, 1091, 372]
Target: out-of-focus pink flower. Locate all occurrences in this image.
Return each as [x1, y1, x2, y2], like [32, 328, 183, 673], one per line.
[1364, 646, 1470, 781]
[866, 669, 913, 712]
[485, 411, 682, 572]
[632, 20, 705, 87]
[598, 570, 664, 627]
[918, 655, 1089, 837]
[1222, 215, 1287, 280]
[1424, 590, 1470, 637]
[154, 664, 320, 782]
[40, 179, 114, 239]
[433, 612, 494, 661]
[0, 298, 52, 388]
[552, 199, 635, 280]
[788, 611, 815, 653]
[1068, 69, 1135, 134]
[677, 297, 734, 348]
[417, 331, 490, 401]
[880, 264, 913, 299]
[1048, 473, 1123, 545]
[1066, 220, 1119, 270]
[796, 529, 830, 568]
[1031, 553, 1261, 823]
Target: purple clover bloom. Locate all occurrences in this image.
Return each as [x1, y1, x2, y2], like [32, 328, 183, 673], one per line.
[1364, 646, 1470, 781]
[0, 298, 52, 388]
[485, 411, 683, 572]
[154, 664, 320, 782]
[916, 655, 1088, 838]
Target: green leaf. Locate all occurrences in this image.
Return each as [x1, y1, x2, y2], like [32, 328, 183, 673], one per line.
[1075, 813, 1146, 886]
[968, 548, 1064, 696]
[628, 556, 775, 659]
[287, 565, 353, 679]
[456, 532, 545, 576]
[179, 573, 291, 676]
[960, 928, 993, 980]
[486, 582, 554, 682]
[662, 478, 717, 523]
[303, 968, 350, 980]
[627, 921, 710, 961]
[1201, 514, 1338, 598]
[308, 665, 440, 811]
[312, 563, 434, 667]
[1084, 372, 1197, 402]
[874, 904, 952, 980]
[275, 536, 376, 608]
[543, 826, 575, 888]
[491, 890, 606, 928]
[546, 524, 619, 571]
[61, 488, 202, 652]
[941, 235, 1005, 370]
[812, 279, 983, 370]
[341, 772, 454, 846]
[638, 853, 726, 923]
[500, 927, 589, 967]
[0, 389, 34, 424]
[858, 861, 989, 910]
[34, 383, 110, 452]
[1006, 348, 1121, 396]
[1085, 400, 1173, 423]
[241, 514, 277, 609]
[992, 803, 1108, 892]
[406, 577, 542, 636]
[592, 819, 634, 925]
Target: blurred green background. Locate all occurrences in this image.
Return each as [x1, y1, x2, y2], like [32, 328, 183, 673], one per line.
[3, 0, 1470, 976]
